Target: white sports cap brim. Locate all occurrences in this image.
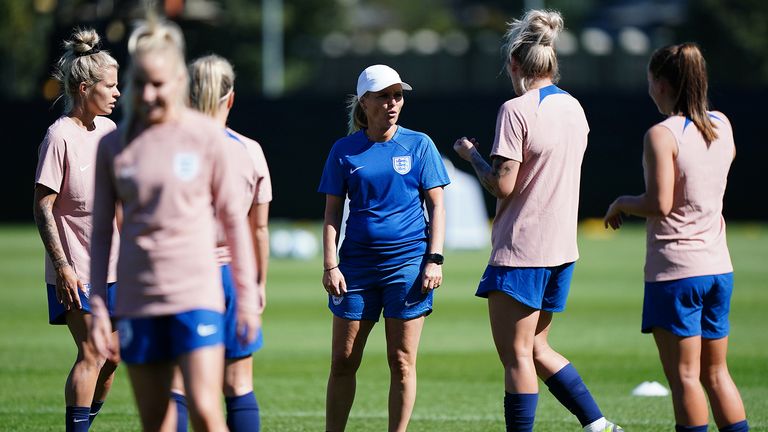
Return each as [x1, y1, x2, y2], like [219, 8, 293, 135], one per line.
[356, 64, 412, 98]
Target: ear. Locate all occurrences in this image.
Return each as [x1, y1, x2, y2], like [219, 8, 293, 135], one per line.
[358, 95, 367, 111]
[226, 91, 235, 109]
[78, 82, 89, 96]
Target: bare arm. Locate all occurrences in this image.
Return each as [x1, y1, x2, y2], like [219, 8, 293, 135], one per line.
[604, 125, 677, 229]
[453, 137, 519, 199]
[322, 194, 346, 296]
[248, 201, 270, 314]
[422, 186, 445, 293]
[33, 184, 83, 309]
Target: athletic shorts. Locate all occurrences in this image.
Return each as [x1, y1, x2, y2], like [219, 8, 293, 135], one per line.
[47, 282, 117, 325]
[118, 309, 225, 364]
[329, 254, 433, 321]
[475, 262, 575, 312]
[642, 273, 733, 339]
[221, 264, 263, 359]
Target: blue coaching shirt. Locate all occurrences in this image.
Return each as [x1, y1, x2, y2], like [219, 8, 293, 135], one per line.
[319, 126, 450, 261]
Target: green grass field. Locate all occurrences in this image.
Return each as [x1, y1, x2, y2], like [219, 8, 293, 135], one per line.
[0, 222, 766, 431]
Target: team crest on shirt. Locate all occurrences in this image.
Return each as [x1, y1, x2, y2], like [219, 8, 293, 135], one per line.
[173, 152, 200, 182]
[392, 156, 412, 175]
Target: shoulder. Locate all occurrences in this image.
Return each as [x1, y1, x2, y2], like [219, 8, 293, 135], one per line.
[330, 130, 365, 153]
[708, 110, 732, 129]
[94, 116, 117, 132]
[644, 123, 677, 156]
[43, 116, 73, 143]
[395, 126, 435, 150]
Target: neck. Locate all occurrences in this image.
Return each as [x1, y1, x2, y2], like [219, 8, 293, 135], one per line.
[366, 124, 397, 142]
[68, 106, 97, 131]
[526, 77, 554, 91]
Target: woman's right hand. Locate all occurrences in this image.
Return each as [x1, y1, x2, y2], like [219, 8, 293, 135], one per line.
[55, 264, 84, 310]
[236, 308, 261, 347]
[322, 267, 347, 297]
[453, 136, 479, 161]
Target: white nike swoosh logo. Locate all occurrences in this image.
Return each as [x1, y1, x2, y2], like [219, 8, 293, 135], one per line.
[479, 276, 488, 282]
[73, 419, 88, 423]
[350, 166, 365, 174]
[197, 323, 218, 337]
[79, 164, 91, 172]
[404, 300, 420, 307]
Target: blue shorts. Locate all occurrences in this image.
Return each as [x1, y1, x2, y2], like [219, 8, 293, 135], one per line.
[47, 282, 117, 325]
[329, 254, 433, 322]
[642, 273, 733, 339]
[117, 309, 225, 364]
[221, 264, 263, 359]
[475, 262, 575, 312]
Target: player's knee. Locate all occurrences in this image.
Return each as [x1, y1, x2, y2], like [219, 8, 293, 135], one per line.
[386, 349, 415, 379]
[699, 364, 729, 390]
[330, 352, 361, 377]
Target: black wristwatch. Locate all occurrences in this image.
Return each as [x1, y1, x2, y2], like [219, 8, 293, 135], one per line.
[426, 253, 444, 265]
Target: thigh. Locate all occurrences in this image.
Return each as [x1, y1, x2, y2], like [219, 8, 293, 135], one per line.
[384, 315, 425, 359]
[701, 273, 733, 339]
[179, 345, 226, 408]
[652, 328, 702, 379]
[487, 291, 540, 363]
[127, 362, 175, 431]
[329, 265, 384, 321]
[331, 316, 376, 363]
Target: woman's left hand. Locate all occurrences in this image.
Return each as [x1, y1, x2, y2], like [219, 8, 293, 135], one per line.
[421, 262, 443, 293]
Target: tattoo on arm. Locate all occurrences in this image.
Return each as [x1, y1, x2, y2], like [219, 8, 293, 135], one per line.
[469, 151, 500, 196]
[33, 193, 69, 270]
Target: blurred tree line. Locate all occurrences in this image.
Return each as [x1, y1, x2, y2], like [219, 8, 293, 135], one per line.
[1, 0, 766, 102]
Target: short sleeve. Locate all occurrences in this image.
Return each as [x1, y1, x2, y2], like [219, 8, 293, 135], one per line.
[318, 143, 346, 197]
[491, 101, 525, 162]
[35, 128, 66, 193]
[418, 136, 450, 190]
[251, 144, 273, 204]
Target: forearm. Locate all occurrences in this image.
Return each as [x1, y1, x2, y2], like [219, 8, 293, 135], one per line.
[427, 202, 445, 254]
[33, 197, 69, 270]
[468, 150, 503, 198]
[322, 222, 340, 268]
[253, 225, 269, 286]
[614, 194, 668, 218]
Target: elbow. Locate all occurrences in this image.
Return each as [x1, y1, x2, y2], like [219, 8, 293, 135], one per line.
[651, 199, 673, 217]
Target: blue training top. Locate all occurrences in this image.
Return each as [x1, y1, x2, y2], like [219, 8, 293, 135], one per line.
[318, 126, 450, 258]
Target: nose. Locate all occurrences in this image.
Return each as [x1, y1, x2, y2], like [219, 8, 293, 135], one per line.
[114, 87, 121, 98]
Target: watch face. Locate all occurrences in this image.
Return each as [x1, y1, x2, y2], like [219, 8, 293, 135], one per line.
[428, 253, 444, 264]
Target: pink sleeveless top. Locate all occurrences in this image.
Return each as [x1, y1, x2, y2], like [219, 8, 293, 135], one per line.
[645, 112, 734, 282]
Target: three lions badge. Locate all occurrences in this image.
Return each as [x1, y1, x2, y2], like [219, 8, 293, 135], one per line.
[392, 156, 411, 175]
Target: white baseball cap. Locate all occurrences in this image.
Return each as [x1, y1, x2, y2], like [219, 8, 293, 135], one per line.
[356, 64, 412, 98]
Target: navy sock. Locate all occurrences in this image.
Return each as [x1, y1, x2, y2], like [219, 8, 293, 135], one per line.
[503, 392, 537, 432]
[544, 363, 603, 426]
[720, 420, 750, 432]
[226, 391, 261, 432]
[65, 406, 90, 432]
[171, 392, 188, 432]
[675, 425, 708, 432]
[89, 400, 104, 427]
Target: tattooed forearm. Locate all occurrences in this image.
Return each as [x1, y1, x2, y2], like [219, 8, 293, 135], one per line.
[33, 192, 69, 270]
[469, 151, 501, 196]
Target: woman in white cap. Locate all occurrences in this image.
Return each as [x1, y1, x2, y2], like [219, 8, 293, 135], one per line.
[319, 64, 450, 432]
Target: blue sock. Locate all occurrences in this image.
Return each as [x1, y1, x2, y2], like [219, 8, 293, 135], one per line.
[503, 392, 537, 432]
[89, 400, 104, 426]
[720, 420, 750, 432]
[544, 363, 603, 426]
[171, 392, 188, 432]
[65, 406, 90, 432]
[675, 426, 708, 432]
[226, 391, 260, 432]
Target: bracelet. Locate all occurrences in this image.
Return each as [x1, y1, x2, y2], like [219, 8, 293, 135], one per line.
[324, 265, 339, 272]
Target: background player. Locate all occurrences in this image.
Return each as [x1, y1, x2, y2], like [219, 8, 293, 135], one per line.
[32, 27, 121, 431]
[453, 9, 622, 432]
[604, 43, 749, 432]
